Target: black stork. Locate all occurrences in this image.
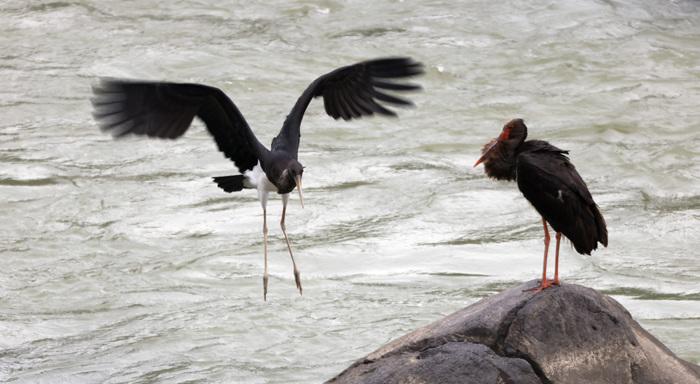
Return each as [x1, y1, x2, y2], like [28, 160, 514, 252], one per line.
[91, 57, 424, 300]
[474, 119, 607, 292]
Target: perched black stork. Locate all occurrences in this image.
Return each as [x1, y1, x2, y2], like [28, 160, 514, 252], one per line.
[91, 57, 424, 300]
[474, 119, 607, 292]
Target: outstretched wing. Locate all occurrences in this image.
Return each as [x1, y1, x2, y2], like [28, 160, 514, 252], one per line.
[91, 79, 269, 173]
[274, 57, 424, 157]
[516, 149, 607, 255]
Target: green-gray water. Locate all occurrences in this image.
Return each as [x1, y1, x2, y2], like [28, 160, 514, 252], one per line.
[1, 1, 699, 382]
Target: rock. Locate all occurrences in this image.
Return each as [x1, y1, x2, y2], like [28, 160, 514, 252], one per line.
[326, 281, 700, 384]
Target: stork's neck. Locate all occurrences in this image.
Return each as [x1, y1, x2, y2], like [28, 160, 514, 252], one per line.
[483, 145, 518, 181]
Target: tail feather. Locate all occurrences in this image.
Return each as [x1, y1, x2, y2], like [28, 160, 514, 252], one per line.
[570, 204, 607, 255]
[592, 204, 608, 247]
[213, 175, 246, 193]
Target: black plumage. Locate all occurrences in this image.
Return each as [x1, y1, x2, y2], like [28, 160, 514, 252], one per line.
[92, 82, 264, 173]
[516, 141, 608, 255]
[213, 175, 247, 193]
[91, 57, 424, 300]
[475, 118, 607, 291]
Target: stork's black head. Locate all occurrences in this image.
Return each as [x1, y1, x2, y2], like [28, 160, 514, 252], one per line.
[280, 160, 305, 207]
[474, 118, 528, 181]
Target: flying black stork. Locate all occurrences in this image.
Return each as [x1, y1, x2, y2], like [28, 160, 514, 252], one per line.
[91, 57, 424, 300]
[474, 119, 607, 292]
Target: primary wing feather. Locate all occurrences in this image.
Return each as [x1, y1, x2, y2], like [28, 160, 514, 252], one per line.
[275, 57, 424, 156]
[91, 79, 268, 173]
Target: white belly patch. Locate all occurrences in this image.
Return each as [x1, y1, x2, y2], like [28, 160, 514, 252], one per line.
[244, 163, 277, 193]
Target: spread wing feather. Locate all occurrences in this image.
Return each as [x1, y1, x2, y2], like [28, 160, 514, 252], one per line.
[91, 80, 268, 173]
[274, 57, 424, 157]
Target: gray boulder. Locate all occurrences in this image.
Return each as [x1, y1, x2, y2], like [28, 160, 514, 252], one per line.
[327, 281, 700, 384]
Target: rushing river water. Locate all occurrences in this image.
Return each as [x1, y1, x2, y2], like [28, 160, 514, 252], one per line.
[1, 0, 699, 382]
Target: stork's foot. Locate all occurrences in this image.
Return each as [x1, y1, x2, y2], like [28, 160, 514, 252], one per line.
[523, 279, 554, 293]
[294, 269, 302, 296]
[550, 278, 560, 286]
[263, 275, 269, 301]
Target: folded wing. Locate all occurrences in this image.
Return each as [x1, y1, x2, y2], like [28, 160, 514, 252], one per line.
[516, 150, 608, 254]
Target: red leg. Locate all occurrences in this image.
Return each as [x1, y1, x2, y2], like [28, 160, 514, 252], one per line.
[525, 218, 552, 292]
[553, 232, 561, 285]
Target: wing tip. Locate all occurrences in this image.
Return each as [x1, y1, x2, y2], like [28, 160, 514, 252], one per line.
[367, 56, 425, 79]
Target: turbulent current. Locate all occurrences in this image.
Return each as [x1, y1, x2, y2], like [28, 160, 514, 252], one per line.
[1, 1, 699, 382]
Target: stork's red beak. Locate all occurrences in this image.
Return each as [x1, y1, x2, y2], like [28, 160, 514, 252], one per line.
[474, 141, 498, 167]
[295, 175, 304, 208]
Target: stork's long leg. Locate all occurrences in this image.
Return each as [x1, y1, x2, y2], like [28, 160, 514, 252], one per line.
[553, 232, 561, 285]
[281, 194, 302, 295]
[260, 191, 269, 301]
[539, 218, 552, 289]
[525, 217, 552, 292]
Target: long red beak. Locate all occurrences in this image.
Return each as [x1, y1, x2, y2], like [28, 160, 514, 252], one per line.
[474, 141, 497, 167]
